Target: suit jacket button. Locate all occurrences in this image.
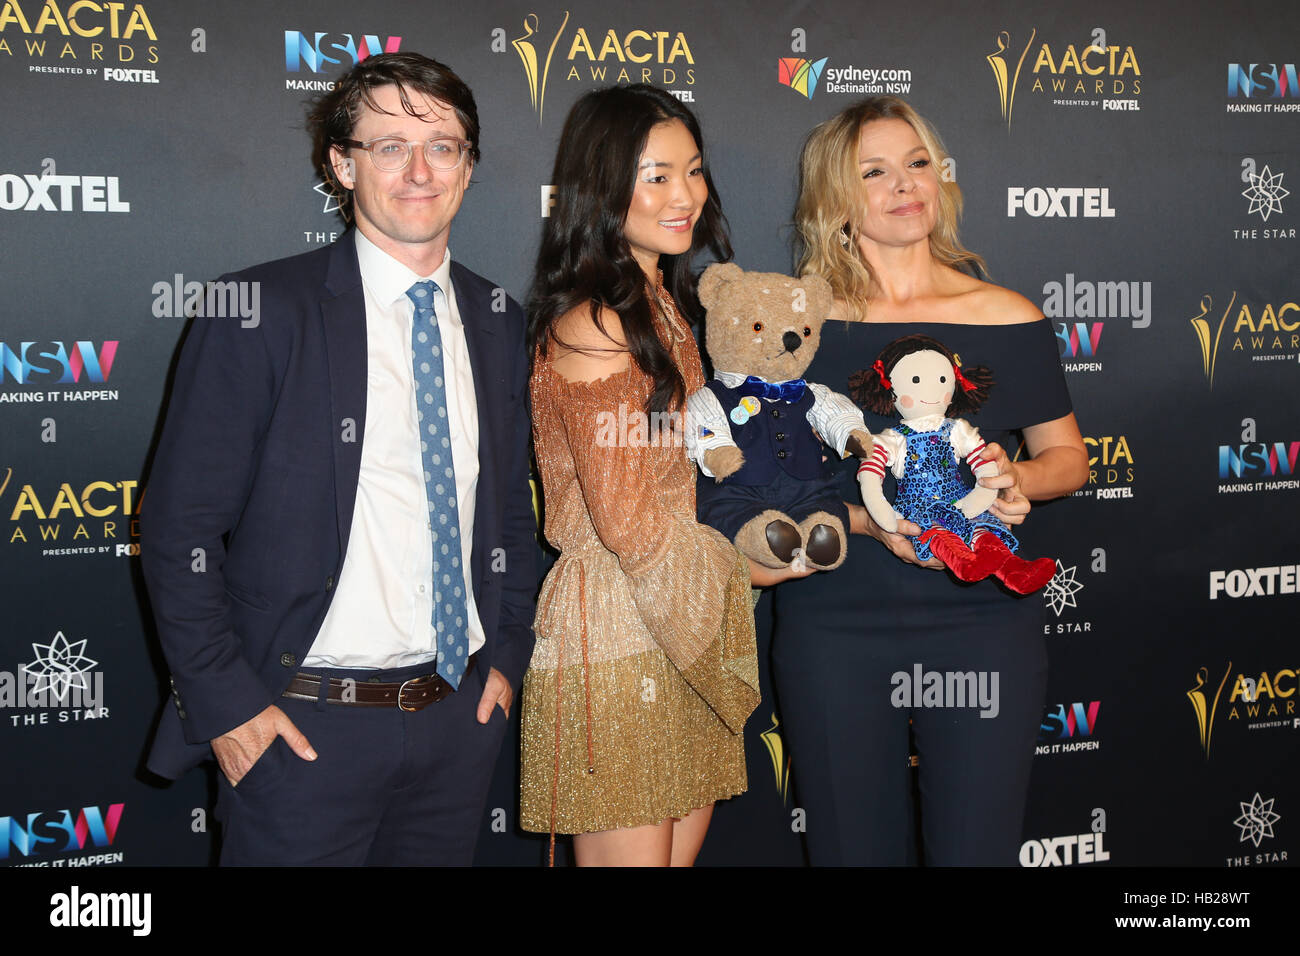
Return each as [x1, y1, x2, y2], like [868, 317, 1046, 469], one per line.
[325, 576, 335, 590]
[771, 409, 782, 418]
[776, 432, 786, 440]
[280, 652, 297, 668]
[776, 450, 788, 459]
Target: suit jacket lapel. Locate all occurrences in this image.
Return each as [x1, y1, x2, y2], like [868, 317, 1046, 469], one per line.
[451, 262, 497, 590]
[321, 236, 367, 558]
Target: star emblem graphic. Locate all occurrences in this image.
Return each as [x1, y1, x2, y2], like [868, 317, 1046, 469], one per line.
[1241, 165, 1289, 222]
[1233, 793, 1280, 848]
[313, 180, 342, 214]
[25, 631, 98, 702]
[1043, 561, 1084, 617]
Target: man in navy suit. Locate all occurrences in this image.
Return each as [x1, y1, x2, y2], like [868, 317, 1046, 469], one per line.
[142, 53, 536, 865]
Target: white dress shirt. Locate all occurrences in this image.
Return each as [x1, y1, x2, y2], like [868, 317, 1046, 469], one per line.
[305, 231, 485, 668]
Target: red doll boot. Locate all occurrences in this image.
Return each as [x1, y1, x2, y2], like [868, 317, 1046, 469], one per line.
[972, 534, 1056, 594]
[919, 528, 1004, 582]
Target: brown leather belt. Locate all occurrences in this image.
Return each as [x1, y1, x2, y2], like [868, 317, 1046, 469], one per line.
[281, 655, 475, 711]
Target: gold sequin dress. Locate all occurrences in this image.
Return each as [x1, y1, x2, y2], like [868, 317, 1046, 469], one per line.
[520, 289, 759, 835]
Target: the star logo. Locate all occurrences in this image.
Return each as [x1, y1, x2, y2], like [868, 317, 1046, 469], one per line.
[1043, 560, 1083, 616]
[313, 180, 342, 214]
[1234, 793, 1280, 847]
[25, 631, 98, 703]
[1241, 164, 1289, 221]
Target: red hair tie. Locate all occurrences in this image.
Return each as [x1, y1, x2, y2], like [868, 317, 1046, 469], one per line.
[872, 359, 892, 390]
[953, 364, 977, 393]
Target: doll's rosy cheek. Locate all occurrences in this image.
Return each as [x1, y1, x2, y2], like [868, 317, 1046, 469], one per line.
[943, 391, 952, 406]
[898, 394, 914, 410]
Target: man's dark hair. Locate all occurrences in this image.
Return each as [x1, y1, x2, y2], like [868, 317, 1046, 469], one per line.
[307, 52, 480, 219]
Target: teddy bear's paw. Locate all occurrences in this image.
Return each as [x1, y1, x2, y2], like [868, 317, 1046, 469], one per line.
[735, 511, 801, 568]
[704, 445, 745, 481]
[798, 512, 847, 570]
[764, 519, 802, 564]
[803, 523, 844, 569]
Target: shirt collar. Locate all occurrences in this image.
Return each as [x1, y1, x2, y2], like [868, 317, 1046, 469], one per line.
[354, 229, 453, 308]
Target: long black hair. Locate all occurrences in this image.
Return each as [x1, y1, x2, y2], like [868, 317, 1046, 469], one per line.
[849, 334, 995, 418]
[526, 84, 731, 414]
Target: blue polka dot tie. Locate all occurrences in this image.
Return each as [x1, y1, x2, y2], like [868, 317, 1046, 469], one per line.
[406, 280, 468, 689]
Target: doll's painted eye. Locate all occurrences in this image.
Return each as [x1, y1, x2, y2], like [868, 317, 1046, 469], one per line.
[802, 326, 812, 337]
[911, 375, 920, 384]
[753, 322, 763, 332]
[939, 375, 947, 383]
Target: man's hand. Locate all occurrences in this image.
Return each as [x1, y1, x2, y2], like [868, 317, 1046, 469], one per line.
[977, 441, 1032, 527]
[211, 704, 315, 787]
[477, 666, 513, 724]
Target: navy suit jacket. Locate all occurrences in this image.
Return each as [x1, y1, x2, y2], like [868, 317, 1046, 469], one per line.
[142, 234, 537, 780]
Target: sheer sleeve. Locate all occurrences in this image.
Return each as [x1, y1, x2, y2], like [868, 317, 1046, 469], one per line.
[549, 369, 759, 732]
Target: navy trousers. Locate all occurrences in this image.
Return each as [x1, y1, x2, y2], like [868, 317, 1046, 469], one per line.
[772, 621, 1047, 866]
[215, 660, 508, 866]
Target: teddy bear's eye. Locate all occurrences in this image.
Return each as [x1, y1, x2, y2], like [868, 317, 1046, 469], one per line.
[753, 322, 763, 332]
[802, 326, 812, 337]
[911, 375, 921, 384]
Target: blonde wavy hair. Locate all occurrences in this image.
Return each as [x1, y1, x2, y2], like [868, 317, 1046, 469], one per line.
[795, 97, 985, 321]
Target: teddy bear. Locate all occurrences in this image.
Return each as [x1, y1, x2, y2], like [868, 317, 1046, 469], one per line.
[685, 262, 874, 571]
[851, 333, 1056, 594]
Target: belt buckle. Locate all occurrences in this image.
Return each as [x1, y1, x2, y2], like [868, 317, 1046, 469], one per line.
[397, 677, 422, 712]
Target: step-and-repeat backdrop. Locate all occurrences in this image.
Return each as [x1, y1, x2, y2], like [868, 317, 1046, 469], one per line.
[2, 0, 1296, 867]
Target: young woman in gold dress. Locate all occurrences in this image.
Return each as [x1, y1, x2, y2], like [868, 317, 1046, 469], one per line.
[520, 85, 801, 866]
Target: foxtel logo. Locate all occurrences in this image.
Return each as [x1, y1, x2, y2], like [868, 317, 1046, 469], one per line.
[1209, 566, 1300, 599]
[1007, 186, 1115, 217]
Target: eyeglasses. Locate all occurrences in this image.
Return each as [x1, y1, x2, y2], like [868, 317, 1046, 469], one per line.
[339, 136, 473, 172]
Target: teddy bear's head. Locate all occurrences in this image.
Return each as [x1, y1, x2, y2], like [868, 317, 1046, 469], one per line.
[698, 262, 834, 383]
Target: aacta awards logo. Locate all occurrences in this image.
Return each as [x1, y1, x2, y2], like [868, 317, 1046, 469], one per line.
[2, 468, 143, 555]
[0, 1, 158, 76]
[758, 712, 792, 804]
[1081, 433, 1134, 499]
[1191, 292, 1299, 389]
[1188, 661, 1298, 759]
[986, 27, 1141, 128]
[498, 11, 696, 123]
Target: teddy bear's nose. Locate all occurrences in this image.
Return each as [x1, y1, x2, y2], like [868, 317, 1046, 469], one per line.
[782, 331, 802, 353]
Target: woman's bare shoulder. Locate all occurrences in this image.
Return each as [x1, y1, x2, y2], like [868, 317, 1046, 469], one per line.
[547, 303, 631, 383]
[956, 281, 1042, 326]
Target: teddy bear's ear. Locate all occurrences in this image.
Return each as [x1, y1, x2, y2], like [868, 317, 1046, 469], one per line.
[699, 262, 743, 311]
[801, 273, 834, 318]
